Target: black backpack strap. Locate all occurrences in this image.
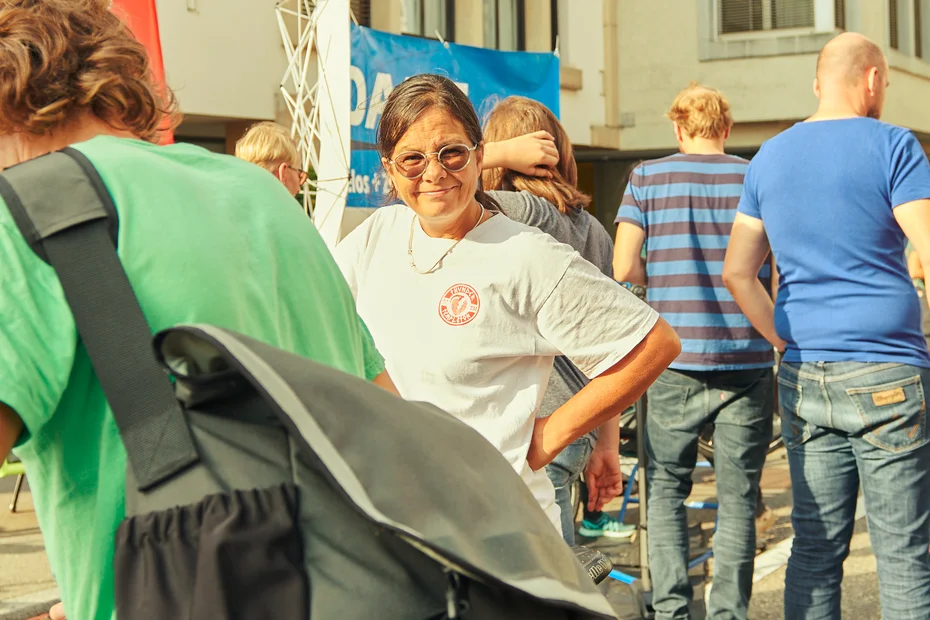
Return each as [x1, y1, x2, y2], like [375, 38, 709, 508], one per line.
[0, 148, 198, 491]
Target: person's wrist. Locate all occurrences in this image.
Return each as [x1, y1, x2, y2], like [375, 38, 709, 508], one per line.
[619, 281, 647, 301]
[593, 433, 619, 453]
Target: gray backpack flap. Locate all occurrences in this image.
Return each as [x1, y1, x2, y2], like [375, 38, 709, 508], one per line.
[0, 150, 616, 620]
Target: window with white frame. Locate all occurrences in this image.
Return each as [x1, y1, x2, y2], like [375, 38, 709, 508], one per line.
[888, 0, 930, 57]
[401, 0, 454, 41]
[703, 0, 845, 60]
[483, 0, 524, 50]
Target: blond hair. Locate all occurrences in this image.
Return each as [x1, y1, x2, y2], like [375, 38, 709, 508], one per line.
[0, 0, 178, 143]
[666, 82, 732, 139]
[482, 96, 590, 214]
[235, 122, 300, 173]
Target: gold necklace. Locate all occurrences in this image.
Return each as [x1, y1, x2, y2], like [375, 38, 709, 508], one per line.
[408, 204, 485, 275]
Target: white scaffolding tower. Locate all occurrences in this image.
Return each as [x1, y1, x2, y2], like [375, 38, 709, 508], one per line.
[275, 0, 351, 248]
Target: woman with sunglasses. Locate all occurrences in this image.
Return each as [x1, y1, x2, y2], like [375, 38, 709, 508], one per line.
[334, 74, 681, 532]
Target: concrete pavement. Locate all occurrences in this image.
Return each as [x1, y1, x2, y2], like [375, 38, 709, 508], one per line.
[0, 476, 58, 620]
[584, 448, 881, 619]
[0, 449, 886, 620]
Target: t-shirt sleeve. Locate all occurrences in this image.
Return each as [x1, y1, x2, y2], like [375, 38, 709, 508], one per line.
[615, 165, 646, 228]
[890, 130, 930, 208]
[737, 159, 762, 220]
[358, 315, 386, 381]
[536, 252, 660, 379]
[0, 221, 77, 445]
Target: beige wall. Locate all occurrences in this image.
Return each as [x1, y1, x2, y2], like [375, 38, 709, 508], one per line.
[615, 0, 816, 152]
[156, 0, 287, 120]
[612, 0, 930, 152]
[555, 0, 607, 146]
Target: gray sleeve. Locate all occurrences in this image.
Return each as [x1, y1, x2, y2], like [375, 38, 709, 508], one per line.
[490, 190, 556, 231]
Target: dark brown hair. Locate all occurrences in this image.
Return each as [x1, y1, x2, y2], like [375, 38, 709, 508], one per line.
[0, 0, 178, 142]
[482, 96, 590, 214]
[377, 74, 500, 212]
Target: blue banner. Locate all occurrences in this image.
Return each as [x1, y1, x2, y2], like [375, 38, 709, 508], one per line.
[349, 24, 560, 208]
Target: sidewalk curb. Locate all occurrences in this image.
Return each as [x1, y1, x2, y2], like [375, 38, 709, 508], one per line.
[0, 588, 59, 620]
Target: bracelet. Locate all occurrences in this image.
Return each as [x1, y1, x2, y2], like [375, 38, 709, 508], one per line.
[619, 281, 647, 301]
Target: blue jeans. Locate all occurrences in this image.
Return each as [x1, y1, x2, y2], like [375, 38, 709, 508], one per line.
[779, 361, 930, 620]
[646, 367, 774, 620]
[546, 432, 595, 546]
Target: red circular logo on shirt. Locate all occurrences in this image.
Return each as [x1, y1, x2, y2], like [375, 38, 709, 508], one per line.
[438, 284, 481, 326]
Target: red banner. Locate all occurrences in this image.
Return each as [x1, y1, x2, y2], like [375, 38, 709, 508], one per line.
[110, 0, 173, 144]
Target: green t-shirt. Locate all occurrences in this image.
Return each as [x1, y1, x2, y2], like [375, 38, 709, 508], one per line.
[2, 136, 384, 620]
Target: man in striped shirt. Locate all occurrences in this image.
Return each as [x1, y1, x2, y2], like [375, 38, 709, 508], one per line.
[613, 83, 774, 620]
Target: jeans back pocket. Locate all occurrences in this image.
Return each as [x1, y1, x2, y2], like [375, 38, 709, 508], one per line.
[845, 375, 928, 454]
[777, 373, 810, 449]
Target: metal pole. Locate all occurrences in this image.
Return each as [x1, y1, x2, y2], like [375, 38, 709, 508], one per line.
[637, 393, 651, 591]
[9, 473, 23, 513]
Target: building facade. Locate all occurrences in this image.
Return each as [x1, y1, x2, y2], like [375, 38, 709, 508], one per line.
[156, 0, 930, 235]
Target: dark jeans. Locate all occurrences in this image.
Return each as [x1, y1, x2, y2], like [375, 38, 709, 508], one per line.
[646, 367, 774, 620]
[779, 362, 930, 620]
[545, 433, 595, 546]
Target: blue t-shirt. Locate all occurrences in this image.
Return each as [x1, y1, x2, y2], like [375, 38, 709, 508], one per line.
[739, 117, 930, 368]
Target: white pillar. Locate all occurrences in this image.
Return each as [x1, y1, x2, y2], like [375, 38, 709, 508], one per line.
[313, 0, 351, 248]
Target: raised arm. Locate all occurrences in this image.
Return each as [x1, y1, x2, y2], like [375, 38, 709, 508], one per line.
[723, 213, 786, 350]
[482, 131, 558, 178]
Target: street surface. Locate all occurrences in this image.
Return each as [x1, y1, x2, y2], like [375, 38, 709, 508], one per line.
[0, 449, 882, 619]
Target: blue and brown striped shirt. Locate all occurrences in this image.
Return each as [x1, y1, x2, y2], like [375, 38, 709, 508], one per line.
[616, 153, 773, 371]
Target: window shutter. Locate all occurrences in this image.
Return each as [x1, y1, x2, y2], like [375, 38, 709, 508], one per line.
[835, 0, 846, 30]
[719, 0, 764, 34]
[719, 0, 814, 34]
[351, 0, 371, 27]
[890, 0, 900, 49]
[771, 0, 814, 29]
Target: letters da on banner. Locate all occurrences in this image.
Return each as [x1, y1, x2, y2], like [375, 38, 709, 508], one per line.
[350, 68, 470, 131]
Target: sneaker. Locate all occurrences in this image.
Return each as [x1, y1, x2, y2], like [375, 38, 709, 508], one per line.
[578, 513, 636, 540]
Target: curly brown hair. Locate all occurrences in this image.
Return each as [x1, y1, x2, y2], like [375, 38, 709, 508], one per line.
[0, 0, 178, 142]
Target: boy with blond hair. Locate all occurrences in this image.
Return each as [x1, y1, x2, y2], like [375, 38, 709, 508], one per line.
[235, 121, 308, 197]
[613, 83, 774, 619]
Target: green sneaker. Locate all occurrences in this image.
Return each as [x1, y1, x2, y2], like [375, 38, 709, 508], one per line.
[578, 514, 636, 540]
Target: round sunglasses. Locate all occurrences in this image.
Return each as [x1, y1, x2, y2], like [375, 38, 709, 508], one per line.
[387, 143, 478, 179]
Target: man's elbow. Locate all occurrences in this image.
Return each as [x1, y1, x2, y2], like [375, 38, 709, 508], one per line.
[721, 264, 746, 293]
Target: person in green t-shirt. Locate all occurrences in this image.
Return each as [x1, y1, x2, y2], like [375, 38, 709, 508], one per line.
[0, 3, 393, 619]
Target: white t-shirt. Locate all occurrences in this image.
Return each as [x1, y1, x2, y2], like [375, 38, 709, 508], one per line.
[334, 205, 659, 530]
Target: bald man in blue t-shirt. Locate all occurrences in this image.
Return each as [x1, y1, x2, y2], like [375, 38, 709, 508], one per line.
[725, 32, 930, 620]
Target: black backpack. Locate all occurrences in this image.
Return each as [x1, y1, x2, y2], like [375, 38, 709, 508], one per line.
[0, 149, 615, 619]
